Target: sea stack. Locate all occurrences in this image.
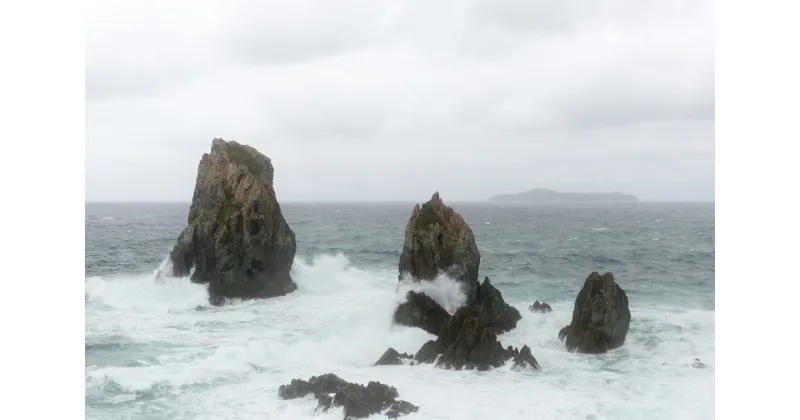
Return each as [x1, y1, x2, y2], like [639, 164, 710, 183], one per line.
[169, 138, 297, 305]
[398, 192, 481, 304]
[558, 272, 631, 354]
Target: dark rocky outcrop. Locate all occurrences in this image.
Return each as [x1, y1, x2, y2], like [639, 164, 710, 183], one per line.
[278, 373, 418, 419]
[529, 300, 553, 313]
[398, 192, 481, 304]
[435, 307, 508, 371]
[392, 291, 451, 335]
[558, 272, 631, 354]
[405, 307, 541, 372]
[413, 340, 441, 364]
[169, 138, 296, 305]
[692, 358, 706, 369]
[374, 348, 413, 366]
[510, 345, 541, 370]
[474, 276, 522, 333]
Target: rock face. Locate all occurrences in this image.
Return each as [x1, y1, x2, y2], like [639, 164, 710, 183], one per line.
[398, 192, 481, 304]
[169, 138, 297, 305]
[278, 373, 418, 419]
[474, 276, 522, 333]
[392, 291, 452, 335]
[558, 272, 631, 354]
[374, 348, 413, 366]
[529, 300, 553, 313]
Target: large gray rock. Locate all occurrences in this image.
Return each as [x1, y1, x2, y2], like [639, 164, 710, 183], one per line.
[397, 192, 481, 304]
[558, 272, 631, 354]
[169, 138, 297, 305]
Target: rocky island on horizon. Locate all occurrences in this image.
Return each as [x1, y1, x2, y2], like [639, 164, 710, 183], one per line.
[489, 188, 639, 204]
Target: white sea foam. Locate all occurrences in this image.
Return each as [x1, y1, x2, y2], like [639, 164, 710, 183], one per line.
[85, 253, 714, 420]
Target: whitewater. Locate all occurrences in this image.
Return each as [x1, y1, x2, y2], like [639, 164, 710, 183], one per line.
[85, 202, 715, 420]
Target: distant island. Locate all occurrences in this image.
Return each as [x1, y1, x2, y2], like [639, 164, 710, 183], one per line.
[488, 188, 639, 203]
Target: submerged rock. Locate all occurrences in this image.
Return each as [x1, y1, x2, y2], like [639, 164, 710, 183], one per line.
[169, 138, 297, 305]
[278, 373, 418, 419]
[398, 192, 481, 304]
[374, 348, 413, 366]
[558, 272, 631, 354]
[392, 290, 451, 335]
[473, 276, 522, 333]
[529, 300, 553, 313]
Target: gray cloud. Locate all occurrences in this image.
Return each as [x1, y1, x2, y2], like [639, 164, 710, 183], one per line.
[86, 0, 714, 202]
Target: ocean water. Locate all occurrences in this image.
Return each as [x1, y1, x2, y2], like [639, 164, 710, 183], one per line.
[85, 201, 715, 420]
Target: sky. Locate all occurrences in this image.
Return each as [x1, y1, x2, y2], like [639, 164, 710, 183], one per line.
[85, 0, 714, 203]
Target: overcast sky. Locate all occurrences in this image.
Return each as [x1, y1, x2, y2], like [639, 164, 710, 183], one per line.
[86, 0, 714, 203]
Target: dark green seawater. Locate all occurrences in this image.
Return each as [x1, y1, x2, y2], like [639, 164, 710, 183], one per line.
[85, 202, 714, 420]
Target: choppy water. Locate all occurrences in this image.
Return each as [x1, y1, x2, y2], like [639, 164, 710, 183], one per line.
[85, 202, 715, 420]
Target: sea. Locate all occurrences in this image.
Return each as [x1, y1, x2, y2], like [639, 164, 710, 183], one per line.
[85, 201, 715, 420]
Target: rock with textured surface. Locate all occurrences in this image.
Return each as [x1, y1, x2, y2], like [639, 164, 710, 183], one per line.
[398, 192, 481, 304]
[169, 138, 297, 305]
[392, 290, 452, 335]
[278, 374, 418, 419]
[558, 272, 631, 354]
[473, 276, 522, 333]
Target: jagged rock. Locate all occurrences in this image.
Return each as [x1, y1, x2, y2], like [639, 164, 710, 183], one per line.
[435, 311, 506, 370]
[474, 276, 522, 333]
[529, 300, 553, 313]
[278, 373, 349, 400]
[169, 138, 296, 305]
[392, 290, 451, 335]
[278, 373, 418, 419]
[558, 272, 631, 354]
[398, 192, 481, 304]
[692, 358, 706, 369]
[435, 306, 482, 349]
[409, 307, 542, 372]
[413, 340, 441, 364]
[386, 400, 419, 419]
[375, 348, 413, 366]
[511, 345, 542, 370]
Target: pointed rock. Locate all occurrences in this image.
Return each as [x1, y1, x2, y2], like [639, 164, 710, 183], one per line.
[398, 192, 481, 304]
[374, 348, 413, 366]
[169, 138, 296, 305]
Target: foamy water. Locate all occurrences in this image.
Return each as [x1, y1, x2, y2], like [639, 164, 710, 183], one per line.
[85, 253, 714, 420]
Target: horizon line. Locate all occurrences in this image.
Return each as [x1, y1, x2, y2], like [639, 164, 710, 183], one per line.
[85, 199, 715, 204]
